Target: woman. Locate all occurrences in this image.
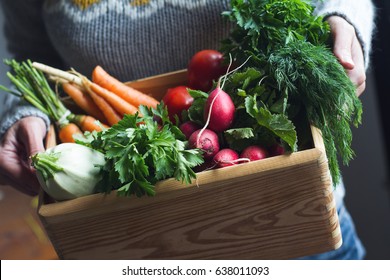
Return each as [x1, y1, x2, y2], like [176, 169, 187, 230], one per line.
[0, 0, 375, 259]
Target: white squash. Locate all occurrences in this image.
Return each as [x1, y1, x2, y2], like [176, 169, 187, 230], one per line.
[32, 143, 106, 201]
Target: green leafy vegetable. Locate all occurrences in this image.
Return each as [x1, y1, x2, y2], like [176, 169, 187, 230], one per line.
[1, 59, 69, 124]
[218, 0, 362, 185]
[89, 105, 204, 197]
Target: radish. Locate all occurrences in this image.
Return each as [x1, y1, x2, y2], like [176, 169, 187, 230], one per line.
[240, 145, 269, 161]
[188, 128, 220, 160]
[203, 85, 235, 133]
[212, 149, 240, 168]
[179, 121, 201, 139]
[202, 55, 252, 133]
[269, 143, 285, 156]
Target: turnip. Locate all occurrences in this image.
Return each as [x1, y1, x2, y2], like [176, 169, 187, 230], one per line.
[212, 148, 240, 168]
[240, 145, 269, 161]
[31, 143, 106, 201]
[179, 121, 201, 139]
[188, 128, 220, 160]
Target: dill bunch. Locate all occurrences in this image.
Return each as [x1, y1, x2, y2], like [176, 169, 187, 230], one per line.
[268, 40, 362, 184]
[221, 0, 362, 185]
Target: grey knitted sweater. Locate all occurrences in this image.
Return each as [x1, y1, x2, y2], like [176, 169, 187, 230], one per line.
[0, 0, 375, 138]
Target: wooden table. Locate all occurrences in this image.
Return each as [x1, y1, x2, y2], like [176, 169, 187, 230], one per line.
[0, 185, 57, 260]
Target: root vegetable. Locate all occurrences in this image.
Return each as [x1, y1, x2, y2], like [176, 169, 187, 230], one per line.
[188, 128, 220, 160]
[187, 49, 226, 92]
[68, 114, 108, 132]
[32, 143, 106, 201]
[179, 121, 201, 139]
[58, 123, 83, 143]
[203, 85, 235, 133]
[92, 65, 159, 109]
[62, 82, 107, 123]
[270, 143, 285, 156]
[240, 145, 268, 161]
[212, 149, 240, 168]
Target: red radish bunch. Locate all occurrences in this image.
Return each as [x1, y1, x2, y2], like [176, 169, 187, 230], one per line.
[180, 50, 287, 171]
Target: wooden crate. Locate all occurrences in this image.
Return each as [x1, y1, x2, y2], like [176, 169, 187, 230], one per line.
[38, 70, 342, 260]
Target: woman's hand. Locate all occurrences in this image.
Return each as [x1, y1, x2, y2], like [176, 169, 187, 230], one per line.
[0, 116, 47, 196]
[327, 16, 366, 96]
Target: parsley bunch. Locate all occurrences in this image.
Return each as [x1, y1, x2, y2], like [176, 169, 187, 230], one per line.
[90, 104, 204, 197]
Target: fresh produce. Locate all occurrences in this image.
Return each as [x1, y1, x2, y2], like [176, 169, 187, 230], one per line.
[31, 143, 106, 201]
[187, 49, 226, 92]
[82, 77, 139, 116]
[0, 60, 105, 142]
[92, 65, 159, 109]
[203, 81, 236, 132]
[67, 114, 109, 132]
[58, 123, 83, 143]
[62, 82, 107, 123]
[269, 143, 285, 157]
[203, 0, 361, 185]
[188, 128, 220, 160]
[162, 85, 194, 123]
[86, 104, 204, 197]
[83, 84, 123, 126]
[240, 145, 268, 161]
[179, 121, 201, 139]
[212, 149, 240, 168]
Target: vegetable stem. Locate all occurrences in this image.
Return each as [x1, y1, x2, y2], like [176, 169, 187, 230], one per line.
[31, 152, 64, 181]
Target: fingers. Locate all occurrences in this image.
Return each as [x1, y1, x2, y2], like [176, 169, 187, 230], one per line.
[327, 16, 367, 96]
[347, 38, 366, 97]
[17, 117, 47, 168]
[0, 140, 41, 196]
[0, 117, 47, 196]
[328, 16, 355, 70]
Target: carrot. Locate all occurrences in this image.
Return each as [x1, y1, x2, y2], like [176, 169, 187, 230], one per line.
[62, 82, 107, 123]
[92, 65, 159, 109]
[84, 78, 140, 117]
[45, 124, 57, 149]
[83, 81, 122, 125]
[68, 114, 109, 132]
[58, 123, 83, 143]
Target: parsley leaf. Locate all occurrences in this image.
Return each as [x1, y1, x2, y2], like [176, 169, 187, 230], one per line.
[92, 106, 204, 197]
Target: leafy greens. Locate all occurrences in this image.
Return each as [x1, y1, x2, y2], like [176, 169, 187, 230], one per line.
[217, 0, 362, 186]
[87, 104, 204, 197]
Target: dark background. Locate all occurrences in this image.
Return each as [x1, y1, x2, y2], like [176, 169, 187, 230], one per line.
[341, 0, 390, 259]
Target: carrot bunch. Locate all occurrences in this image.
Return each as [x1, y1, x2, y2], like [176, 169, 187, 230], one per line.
[34, 63, 159, 127]
[1, 60, 107, 144]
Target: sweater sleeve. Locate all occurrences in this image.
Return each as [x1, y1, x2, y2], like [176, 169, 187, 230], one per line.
[0, 94, 51, 139]
[312, 0, 376, 69]
[0, 0, 64, 139]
